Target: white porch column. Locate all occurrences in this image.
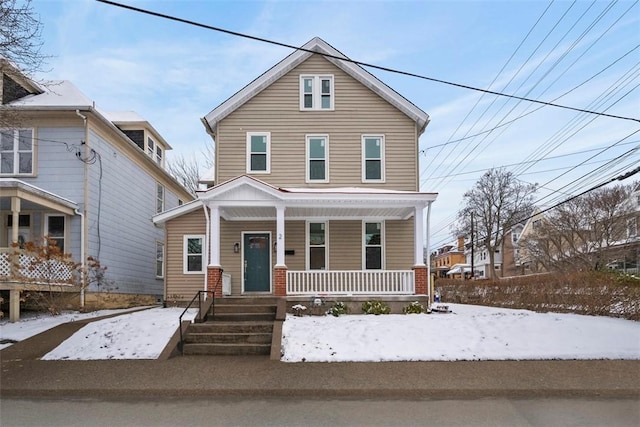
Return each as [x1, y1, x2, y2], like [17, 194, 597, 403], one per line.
[414, 204, 426, 266]
[275, 204, 286, 267]
[10, 197, 20, 244]
[209, 205, 221, 267]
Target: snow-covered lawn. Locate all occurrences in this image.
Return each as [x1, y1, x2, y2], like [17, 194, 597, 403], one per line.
[1, 304, 638, 361]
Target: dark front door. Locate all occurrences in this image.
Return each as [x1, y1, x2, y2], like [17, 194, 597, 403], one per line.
[243, 233, 271, 292]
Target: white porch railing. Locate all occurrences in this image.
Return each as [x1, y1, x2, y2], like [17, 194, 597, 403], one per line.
[287, 270, 415, 295]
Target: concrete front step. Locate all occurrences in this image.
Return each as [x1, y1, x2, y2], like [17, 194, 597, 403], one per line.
[182, 342, 271, 356]
[185, 332, 272, 344]
[214, 304, 277, 314]
[212, 312, 276, 322]
[188, 321, 274, 334]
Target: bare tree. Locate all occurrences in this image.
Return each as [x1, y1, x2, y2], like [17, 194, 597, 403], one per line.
[1, 0, 47, 126]
[456, 168, 537, 279]
[0, 0, 45, 75]
[520, 183, 635, 273]
[166, 144, 214, 196]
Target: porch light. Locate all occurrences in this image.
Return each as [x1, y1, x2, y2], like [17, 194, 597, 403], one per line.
[273, 242, 277, 253]
[233, 242, 240, 253]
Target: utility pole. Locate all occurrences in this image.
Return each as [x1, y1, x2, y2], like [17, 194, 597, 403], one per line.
[470, 212, 475, 280]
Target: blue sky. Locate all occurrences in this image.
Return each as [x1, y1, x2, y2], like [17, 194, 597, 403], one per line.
[32, 0, 640, 249]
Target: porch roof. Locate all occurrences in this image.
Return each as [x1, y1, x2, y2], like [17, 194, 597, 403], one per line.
[0, 179, 78, 215]
[153, 175, 438, 224]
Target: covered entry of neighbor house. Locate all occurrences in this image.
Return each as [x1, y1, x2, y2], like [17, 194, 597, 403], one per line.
[242, 232, 272, 293]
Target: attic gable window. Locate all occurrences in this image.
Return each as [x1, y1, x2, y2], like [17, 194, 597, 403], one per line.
[300, 75, 334, 111]
[0, 129, 33, 175]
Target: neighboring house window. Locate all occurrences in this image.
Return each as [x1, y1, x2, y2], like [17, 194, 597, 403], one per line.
[363, 221, 383, 270]
[0, 129, 33, 175]
[155, 145, 163, 166]
[306, 135, 328, 182]
[6, 214, 30, 247]
[183, 235, 205, 274]
[147, 137, 155, 158]
[300, 75, 334, 110]
[628, 218, 638, 238]
[156, 183, 165, 214]
[246, 132, 270, 173]
[156, 241, 164, 278]
[307, 222, 327, 270]
[362, 135, 384, 182]
[45, 214, 65, 251]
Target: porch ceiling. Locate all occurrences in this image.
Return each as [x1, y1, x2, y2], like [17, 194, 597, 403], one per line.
[220, 205, 415, 221]
[0, 179, 78, 215]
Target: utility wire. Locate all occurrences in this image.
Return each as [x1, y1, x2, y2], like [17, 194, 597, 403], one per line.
[95, 0, 640, 123]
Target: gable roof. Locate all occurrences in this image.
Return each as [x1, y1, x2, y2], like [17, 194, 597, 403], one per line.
[202, 37, 430, 135]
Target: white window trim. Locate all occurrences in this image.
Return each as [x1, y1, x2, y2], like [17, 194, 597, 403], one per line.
[0, 128, 35, 176]
[44, 213, 66, 252]
[361, 134, 385, 183]
[246, 132, 271, 174]
[305, 134, 329, 183]
[306, 220, 328, 270]
[155, 145, 163, 166]
[156, 240, 165, 279]
[147, 137, 155, 158]
[299, 75, 334, 111]
[362, 220, 384, 270]
[156, 182, 165, 214]
[183, 234, 206, 275]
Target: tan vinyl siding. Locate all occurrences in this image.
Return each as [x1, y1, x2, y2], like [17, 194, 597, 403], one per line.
[165, 209, 207, 299]
[217, 55, 418, 190]
[385, 219, 415, 270]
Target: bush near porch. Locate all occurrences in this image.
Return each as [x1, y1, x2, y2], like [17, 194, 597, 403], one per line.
[435, 271, 639, 321]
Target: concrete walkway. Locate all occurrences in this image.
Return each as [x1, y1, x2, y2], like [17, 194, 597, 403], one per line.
[1, 315, 639, 400]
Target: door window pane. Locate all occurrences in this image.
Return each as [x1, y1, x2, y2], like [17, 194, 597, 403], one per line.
[364, 222, 382, 270]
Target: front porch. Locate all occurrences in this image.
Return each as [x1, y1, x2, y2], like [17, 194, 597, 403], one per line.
[157, 175, 437, 299]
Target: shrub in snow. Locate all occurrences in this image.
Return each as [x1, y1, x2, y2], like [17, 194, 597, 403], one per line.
[291, 304, 307, 316]
[326, 301, 348, 317]
[362, 300, 390, 315]
[402, 301, 425, 314]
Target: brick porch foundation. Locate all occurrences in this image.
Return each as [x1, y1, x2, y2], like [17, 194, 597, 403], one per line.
[274, 266, 287, 296]
[207, 266, 223, 297]
[413, 266, 427, 295]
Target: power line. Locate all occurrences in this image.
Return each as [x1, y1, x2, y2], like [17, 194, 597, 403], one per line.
[95, 0, 640, 123]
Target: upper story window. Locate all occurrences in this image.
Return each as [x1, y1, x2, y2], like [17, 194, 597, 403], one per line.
[306, 135, 328, 182]
[155, 145, 163, 166]
[300, 75, 334, 111]
[362, 135, 385, 182]
[246, 132, 270, 174]
[0, 129, 33, 175]
[156, 182, 165, 214]
[628, 217, 638, 238]
[156, 241, 165, 278]
[147, 137, 155, 158]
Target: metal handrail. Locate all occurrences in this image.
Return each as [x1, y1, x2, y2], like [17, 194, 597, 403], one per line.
[177, 269, 224, 355]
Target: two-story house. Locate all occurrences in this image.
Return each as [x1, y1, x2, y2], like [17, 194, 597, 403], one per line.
[153, 37, 438, 302]
[0, 59, 193, 321]
[433, 236, 468, 279]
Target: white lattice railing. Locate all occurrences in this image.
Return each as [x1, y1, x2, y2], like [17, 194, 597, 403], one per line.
[287, 270, 415, 295]
[0, 249, 74, 284]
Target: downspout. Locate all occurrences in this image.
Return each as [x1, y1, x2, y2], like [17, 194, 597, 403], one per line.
[201, 200, 209, 297]
[76, 110, 88, 309]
